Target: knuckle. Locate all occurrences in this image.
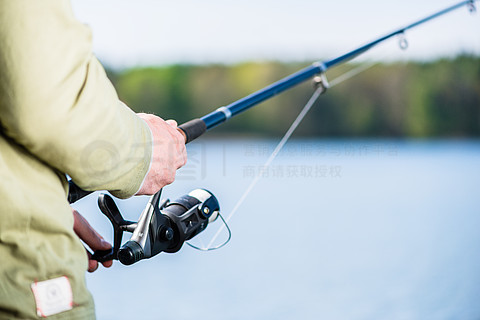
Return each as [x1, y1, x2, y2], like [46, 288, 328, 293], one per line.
[165, 174, 175, 185]
[161, 167, 175, 185]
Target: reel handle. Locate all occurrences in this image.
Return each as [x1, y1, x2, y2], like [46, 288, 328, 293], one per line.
[90, 193, 137, 262]
[91, 248, 115, 263]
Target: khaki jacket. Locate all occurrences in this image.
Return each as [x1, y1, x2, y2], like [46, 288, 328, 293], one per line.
[0, 1, 152, 318]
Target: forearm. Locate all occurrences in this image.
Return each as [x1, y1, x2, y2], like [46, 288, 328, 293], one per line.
[0, 0, 151, 198]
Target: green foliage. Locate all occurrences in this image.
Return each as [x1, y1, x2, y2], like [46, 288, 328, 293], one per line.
[109, 55, 480, 137]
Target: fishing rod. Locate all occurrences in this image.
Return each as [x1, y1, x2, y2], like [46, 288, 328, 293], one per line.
[69, 0, 477, 265]
[178, 0, 477, 142]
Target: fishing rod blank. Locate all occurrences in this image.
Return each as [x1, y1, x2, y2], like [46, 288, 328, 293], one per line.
[178, 0, 477, 143]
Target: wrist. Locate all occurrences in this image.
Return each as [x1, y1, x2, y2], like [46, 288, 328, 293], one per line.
[134, 118, 154, 196]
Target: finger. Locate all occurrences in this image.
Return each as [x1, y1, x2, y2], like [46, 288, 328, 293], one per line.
[176, 127, 187, 143]
[101, 260, 113, 268]
[86, 250, 99, 273]
[87, 250, 112, 272]
[176, 146, 188, 169]
[73, 210, 112, 252]
[182, 147, 188, 166]
[165, 119, 178, 127]
[73, 210, 113, 271]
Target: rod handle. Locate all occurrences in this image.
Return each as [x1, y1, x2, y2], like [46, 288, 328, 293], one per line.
[178, 118, 207, 144]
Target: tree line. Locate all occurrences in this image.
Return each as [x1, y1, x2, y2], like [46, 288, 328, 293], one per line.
[106, 55, 480, 138]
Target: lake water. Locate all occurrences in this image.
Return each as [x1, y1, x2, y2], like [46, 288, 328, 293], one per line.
[72, 139, 480, 320]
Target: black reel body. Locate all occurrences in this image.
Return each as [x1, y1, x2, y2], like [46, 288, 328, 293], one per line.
[92, 189, 220, 265]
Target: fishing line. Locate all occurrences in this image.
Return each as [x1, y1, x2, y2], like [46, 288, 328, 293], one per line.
[185, 212, 232, 251]
[200, 4, 434, 250]
[188, 61, 380, 251]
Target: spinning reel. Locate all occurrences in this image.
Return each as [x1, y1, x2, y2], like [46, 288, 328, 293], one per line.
[91, 189, 221, 265]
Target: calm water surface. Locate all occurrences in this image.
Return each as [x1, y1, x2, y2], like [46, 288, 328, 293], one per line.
[72, 139, 480, 320]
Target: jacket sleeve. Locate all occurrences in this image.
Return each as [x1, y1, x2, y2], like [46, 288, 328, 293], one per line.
[0, 0, 152, 199]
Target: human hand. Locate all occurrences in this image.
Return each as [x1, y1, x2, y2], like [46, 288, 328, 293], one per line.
[136, 113, 187, 195]
[72, 209, 113, 272]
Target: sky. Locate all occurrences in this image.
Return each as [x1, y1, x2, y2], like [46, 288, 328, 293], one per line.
[70, 0, 480, 68]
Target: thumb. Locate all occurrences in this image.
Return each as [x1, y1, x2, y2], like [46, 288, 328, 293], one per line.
[166, 119, 178, 128]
